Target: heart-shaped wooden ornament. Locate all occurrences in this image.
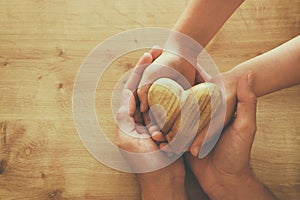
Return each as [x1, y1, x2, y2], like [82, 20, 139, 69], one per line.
[148, 78, 222, 153]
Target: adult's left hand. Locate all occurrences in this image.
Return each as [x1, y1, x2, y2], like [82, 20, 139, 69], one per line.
[116, 47, 187, 200]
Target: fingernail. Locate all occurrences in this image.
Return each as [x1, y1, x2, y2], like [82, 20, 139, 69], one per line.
[192, 146, 200, 157]
[143, 52, 150, 57]
[248, 73, 254, 87]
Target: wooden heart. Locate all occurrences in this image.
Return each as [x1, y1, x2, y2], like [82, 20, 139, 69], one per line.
[148, 78, 222, 151]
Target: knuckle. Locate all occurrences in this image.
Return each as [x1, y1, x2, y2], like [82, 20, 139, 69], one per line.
[248, 93, 257, 104]
[134, 64, 146, 74]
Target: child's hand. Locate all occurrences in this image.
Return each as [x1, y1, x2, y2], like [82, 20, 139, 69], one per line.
[130, 49, 197, 115]
[128, 47, 223, 156]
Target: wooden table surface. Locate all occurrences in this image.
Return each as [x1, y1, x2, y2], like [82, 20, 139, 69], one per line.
[0, 0, 299, 199]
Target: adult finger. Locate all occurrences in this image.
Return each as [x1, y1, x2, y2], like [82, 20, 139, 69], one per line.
[189, 109, 224, 157]
[128, 91, 139, 118]
[116, 106, 136, 134]
[125, 46, 163, 92]
[231, 73, 257, 146]
[124, 52, 153, 92]
[189, 74, 256, 158]
[126, 47, 163, 116]
[142, 108, 167, 143]
[123, 53, 153, 117]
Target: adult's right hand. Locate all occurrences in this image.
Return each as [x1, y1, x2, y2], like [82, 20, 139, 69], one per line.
[185, 73, 277, 199]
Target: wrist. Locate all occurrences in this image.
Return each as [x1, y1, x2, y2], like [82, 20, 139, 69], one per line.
[137, 164, 186, 200]
[138, 172, 186, 200]
[209, 71, 238, 125]
[232, 175, 276, 200]
[203, 172, 250, 200]
[137, 170, 185, 188]
[206, 175, 275, 200]
[163, 30, 202, 65]
[222, 71, 239, 94]
[152, 51, 197, 87]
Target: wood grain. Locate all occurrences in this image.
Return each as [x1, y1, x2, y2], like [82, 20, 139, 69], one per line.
[0, 0, 299, 199]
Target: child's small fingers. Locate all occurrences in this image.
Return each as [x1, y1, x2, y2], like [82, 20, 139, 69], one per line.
[128, 91, 138, 117]
[151, 131, 166, 142]
[124, 53, 153, 92]
[189, 110, 225, 158]
[149, 45, 163, 60]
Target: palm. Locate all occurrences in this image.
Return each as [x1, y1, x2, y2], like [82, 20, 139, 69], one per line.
[185, 126, 251, 195]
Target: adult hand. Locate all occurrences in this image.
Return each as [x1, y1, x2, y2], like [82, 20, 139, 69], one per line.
[116, 48, 187, 200]
[189, 71, 238, 157]
[185, 73, 276, 199]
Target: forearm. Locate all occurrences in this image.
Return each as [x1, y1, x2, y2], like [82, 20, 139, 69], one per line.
[163, 0, 244, 70]
[138, 174, 187, 200]
[174, 0, 244, 48]
[208, 176, 277, 200]
[225, 35, 300, 97]
[137, 164, 187, 200]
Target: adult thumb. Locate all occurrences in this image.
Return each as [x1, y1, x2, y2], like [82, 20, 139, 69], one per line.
[232, 73, 257, 149]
